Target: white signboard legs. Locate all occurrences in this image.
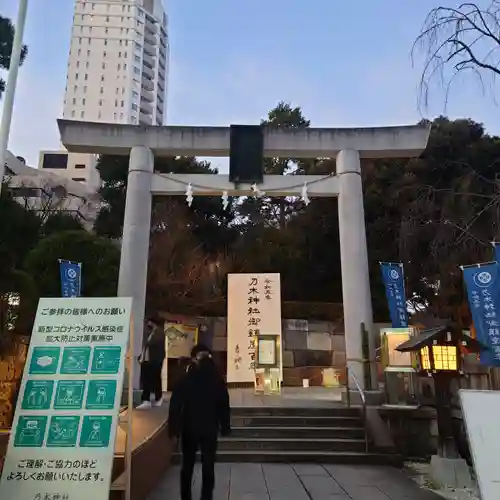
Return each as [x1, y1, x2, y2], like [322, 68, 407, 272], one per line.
[0, 297, 132, 500]
[459, 389, 500, 500]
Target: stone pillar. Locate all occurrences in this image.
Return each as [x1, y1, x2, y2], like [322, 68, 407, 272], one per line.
[118, 146, 154, 390]
[337, 149, 374, 391]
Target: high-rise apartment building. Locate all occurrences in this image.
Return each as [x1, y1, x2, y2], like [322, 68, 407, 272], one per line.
[39, 0, 169, 189]
[64, 0, 169, 126]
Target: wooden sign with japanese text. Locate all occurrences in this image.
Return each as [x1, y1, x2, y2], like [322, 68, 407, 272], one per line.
[227, 274, 282, 383]
[0, 297, 132, 500]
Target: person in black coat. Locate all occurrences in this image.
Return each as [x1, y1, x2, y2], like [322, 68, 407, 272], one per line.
[168, 343, 230, 500]
[137, 316, 166, 410]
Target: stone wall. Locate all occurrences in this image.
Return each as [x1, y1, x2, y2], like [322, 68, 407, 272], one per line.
[0, 336, 29, 428]
[164, 315, 347, 386]
[0, 432, 7, 475]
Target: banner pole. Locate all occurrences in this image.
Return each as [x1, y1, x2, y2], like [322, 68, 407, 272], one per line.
[459, 261, 497, 270]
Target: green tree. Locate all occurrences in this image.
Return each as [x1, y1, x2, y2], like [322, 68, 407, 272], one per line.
[238, 101, 311, 229]
[0, 187, 41, 280]
[0, 268, 37, 351]
[42, 212, 85, 237]
[391, 117, 500, 319]
[0, 14, 28, 98]
[24, 231, 120, 298]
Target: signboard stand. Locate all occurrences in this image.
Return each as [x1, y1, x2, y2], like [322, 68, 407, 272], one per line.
[113, 317, 134, 499]
[380, 328, 419, 408]
[0, 297, 133, 500]
[459, 390, 499, 498]
[124, 317, 134, 500]
[254, 335, 281, 395]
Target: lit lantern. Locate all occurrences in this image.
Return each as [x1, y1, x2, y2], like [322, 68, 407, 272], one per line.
[395, 325, 480, 375]
[419, 344, 458, 372]
[396, 324, 488, 458]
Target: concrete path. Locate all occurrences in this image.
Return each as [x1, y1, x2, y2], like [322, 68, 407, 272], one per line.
[147, 463, 441, 500]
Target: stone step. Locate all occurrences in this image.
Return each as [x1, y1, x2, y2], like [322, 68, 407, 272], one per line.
[171, 450, 403, 466]
[218, 437, 366, 452]
[230, 406, 359, 417]
[230, 426, 365, 439]
[232, 415, 363, 428]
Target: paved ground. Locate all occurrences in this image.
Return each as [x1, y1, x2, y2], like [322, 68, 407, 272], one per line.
[147, 463, 441, 500]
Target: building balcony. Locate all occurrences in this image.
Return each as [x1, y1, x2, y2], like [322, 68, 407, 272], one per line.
[139, 113, 153, 125]
[143, 43, 156, 57]
[140, 101, 153, 115]
[142, 76, 154, 91]
[158, 65, 166, 81]
[142, 64, 154, 79]
[141, 89, 154, 102]
[145, 20, 158, 35]
[158, 55, 166, 71]
[144, 32, 157, 47]
[156, 98, 164, 114]
[142, 52, 156, 68]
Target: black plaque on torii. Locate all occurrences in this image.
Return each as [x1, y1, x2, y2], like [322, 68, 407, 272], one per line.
[229, 124, 264, 184]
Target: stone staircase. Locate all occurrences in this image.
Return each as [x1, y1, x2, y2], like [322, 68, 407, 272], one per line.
[172, 406, 401, 464]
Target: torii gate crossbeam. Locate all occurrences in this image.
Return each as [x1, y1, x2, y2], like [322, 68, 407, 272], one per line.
[58, 119, 430, 392]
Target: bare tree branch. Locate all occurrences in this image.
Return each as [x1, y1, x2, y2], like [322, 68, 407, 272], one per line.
[413, 1, 500, 109]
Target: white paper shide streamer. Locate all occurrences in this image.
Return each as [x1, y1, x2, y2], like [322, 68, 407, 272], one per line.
[301, 183, 310, 206]
[221, 190, 229, 210]
[185, 183, 193, 207]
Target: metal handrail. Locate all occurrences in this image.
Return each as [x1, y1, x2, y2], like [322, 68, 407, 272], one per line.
[345, 364, 369, 453]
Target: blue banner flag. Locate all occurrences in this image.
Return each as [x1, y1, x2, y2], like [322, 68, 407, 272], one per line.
[462, 262, 500, 366]
[492, 242, 500, 263]
[59, 260, 82, 298]
[380, 262, 409, 328]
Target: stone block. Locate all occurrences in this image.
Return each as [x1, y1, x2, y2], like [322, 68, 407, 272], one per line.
[307, 332, 332, 351]
[282, 351, 294, 368]
[283, 330, 307, 350]
[211, 336, 227, 352]
[307, 321, 332, 334]
[283, 319, 308, 331]
[332, 351, 346, 367]
[213, 317, 226, 338]
[294, 350, 332, 367]
[430, 455, 473, 489]
[283, 368, 302, 386]
[331, 334, 345, 351]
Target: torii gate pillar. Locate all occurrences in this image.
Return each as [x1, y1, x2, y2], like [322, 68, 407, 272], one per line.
[337, 149, 374, 388]
[117, 146, 154, 389]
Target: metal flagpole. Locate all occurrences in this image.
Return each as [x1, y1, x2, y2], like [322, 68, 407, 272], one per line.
[0, 0, 29, 195]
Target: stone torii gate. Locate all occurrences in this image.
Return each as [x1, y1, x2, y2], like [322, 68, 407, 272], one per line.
[58, 119, 430, 390]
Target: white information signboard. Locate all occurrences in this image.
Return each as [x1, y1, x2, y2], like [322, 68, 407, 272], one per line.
[459, 389, 500, 500]
[0, 297, 132, 500]
[227, 273, 282, 383]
